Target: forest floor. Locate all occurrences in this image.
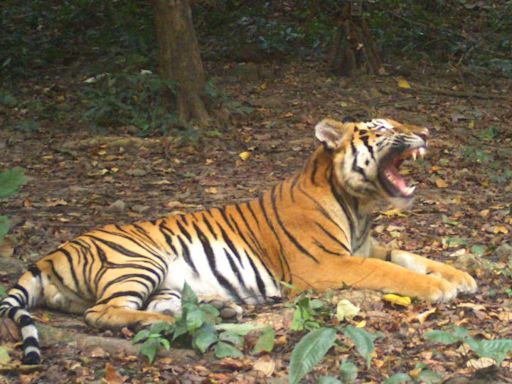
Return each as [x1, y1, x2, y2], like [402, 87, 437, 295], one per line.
[0, 60, 511, 383]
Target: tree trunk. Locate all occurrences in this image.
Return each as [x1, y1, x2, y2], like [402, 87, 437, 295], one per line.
[151, 0, 210, 128]
[328, 1, 385, 77]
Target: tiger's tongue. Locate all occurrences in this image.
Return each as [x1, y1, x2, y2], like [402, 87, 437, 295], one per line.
[383, 164, 409, 194]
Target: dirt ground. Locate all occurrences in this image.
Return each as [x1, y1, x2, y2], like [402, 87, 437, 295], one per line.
[0, 60, 511, 383]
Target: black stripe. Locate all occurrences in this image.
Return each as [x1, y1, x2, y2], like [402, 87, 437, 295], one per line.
[257, 195, 290, 281]
[192, 222, 243, 303]
[313, 239, 344, 256]
[159, 222, 179, 255]
[177, 236, 199, 276]
[28, 265, 41, 277]
[269, 186, 319, 263]
[59, 248, 81, 293]
[176, 219, 192, 242]
[310, 157, 320, 186]
[7, 292, 25, 307]
[23, 336, 39, 348]
[360, 135, 375, 161]
[218, 225, 243, 264]
[314, 222, 351, 254]
[12, 283, 29, 303]
[201, 213, 218, 240]
[351, 142, 369, 181]
[217, 207, 235, 232]
[19, 314, 33, 327]
[244, 250, 268, 300]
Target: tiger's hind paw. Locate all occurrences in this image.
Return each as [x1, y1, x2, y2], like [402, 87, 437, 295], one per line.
[199, 296, 243, 321]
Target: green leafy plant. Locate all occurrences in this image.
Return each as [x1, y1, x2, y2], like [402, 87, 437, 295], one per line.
[132, 283, 274, 363]
[82, 71, 177, 135]
[290, 294, 329, 331]
[0, 167, 27, 243]
[425, 326, 512, 365]
[384, 363, 443, 384]
[289, 327, 337, 384]
[343, 326, 382, 368]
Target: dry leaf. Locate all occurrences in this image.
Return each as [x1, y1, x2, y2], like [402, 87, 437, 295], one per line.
[397, 78, 411, 89]
[383, 294, 412, 307]
[253, 357, 275, 377]
[414, 308, 437, 324]
[238, 151, 251, 161]
[466, 357, 496, 370]
[491, 225, 509, 234]
[205, 187, 218, 194]
[435, 178, 449, 188]
[336, 299, 360, 321]
[89, 346, 108, 358]
[381, 208, 406, 217]
[103, 362, 126, 384]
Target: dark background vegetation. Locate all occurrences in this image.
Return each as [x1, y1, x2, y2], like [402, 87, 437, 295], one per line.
[1, 0, 512, 136]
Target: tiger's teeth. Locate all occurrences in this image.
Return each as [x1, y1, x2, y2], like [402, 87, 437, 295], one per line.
[419, 147, 426, 158]
[412, 151, 417, 161]
[405, 186, 416, 195]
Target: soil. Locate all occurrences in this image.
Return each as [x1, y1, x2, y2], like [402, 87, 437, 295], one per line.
[0, 60, 511, 383]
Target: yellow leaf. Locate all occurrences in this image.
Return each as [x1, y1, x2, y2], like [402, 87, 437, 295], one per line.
[238, 151, 251, 161]
[397, 78, 411, 89]
[491, 225, 509, 234]
[260, 83, 267, 90]
[381, 208, 406, 217]
[355, 320, 366, 328]
[435, 178, 449, 188]
[383, 293, 412, 307]
[205, 187, 218, 194]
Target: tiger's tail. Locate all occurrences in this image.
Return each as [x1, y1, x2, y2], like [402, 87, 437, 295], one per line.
[0, 265, 44, 365]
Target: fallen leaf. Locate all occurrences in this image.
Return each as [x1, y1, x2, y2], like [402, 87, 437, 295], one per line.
[381, 208, 406, 217]
[383, 294, 412, 307]
[0, 237, 15, 258]
[336, 299, 360, 321]
[104, 362, 126, 384]
[466, 357, 496, 370]
[491, 225, 509, 234]
[397, 78, 411, 89]
[205, 187, 218, 194]
[435, 178, 449, 188]
[238, 151, 251, 161]
[253, 357, 276, 377]
[0, 346, 11, 365]
[414, 308, 437, 324]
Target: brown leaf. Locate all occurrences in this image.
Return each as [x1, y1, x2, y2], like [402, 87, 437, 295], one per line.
[90, 346, 108, 358]
[435, 178, 449, 188]
[103, 362, 126, 384]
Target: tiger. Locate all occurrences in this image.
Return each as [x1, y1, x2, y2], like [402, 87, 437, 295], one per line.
[0, 117, 477, 365]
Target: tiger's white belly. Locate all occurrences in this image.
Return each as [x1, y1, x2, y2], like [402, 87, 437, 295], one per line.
[163, 241, 281, 305]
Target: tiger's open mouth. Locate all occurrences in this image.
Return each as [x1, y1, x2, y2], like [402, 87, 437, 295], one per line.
[378, 146, 426, 198]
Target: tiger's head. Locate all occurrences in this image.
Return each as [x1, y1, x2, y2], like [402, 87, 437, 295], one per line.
[315, 117, 429, 208]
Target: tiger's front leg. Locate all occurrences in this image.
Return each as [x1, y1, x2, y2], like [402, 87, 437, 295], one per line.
[370, 242, 477, 295]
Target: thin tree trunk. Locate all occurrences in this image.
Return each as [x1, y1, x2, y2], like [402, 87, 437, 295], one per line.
[151, 0, 210, 128]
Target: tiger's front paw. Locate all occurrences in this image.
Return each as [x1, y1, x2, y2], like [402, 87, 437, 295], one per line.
[429, 264, 477, 294]
[412, 276, 458, 303]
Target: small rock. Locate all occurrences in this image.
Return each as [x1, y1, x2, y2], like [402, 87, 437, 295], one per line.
[131, 204, 150, 213]
[109, 199, 126, 212]
[495, 243, 512, 262]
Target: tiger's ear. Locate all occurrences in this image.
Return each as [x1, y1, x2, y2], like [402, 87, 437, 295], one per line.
[315, 118, 347, 150]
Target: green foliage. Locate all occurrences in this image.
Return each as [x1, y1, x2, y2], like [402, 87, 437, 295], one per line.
[339, 359, 358, 383]
[425, 326, 512, 365]
[0, 167, 27, 244]
[288, 327, 337, 384]
[133, 282, 275, 363]
[82, 71, 177, 136]
[343, 326, 382, 368]
[290, 294, 329, 331]
[0, 346, 11, 365]
[0, 167, 27, 199]
[0, 286, 6, 297]
[384, 373, 413, 384]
